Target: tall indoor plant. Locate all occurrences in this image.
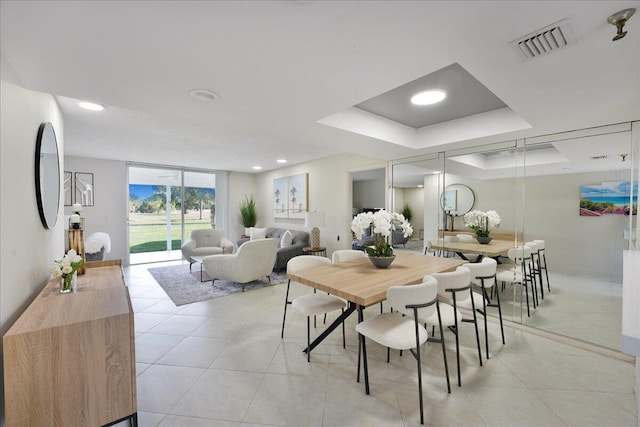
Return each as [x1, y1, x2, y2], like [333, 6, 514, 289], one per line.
[239, 195, 259, 235]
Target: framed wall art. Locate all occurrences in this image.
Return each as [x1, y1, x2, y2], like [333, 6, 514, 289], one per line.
[272, 173, 309, 219]
[64, 171, 73, 206]
[273, 177, 288, 218]
[75, 172, 94, 206]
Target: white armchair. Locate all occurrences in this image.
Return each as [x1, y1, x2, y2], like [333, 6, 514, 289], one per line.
[181, 229, 235, 268]
[202, 238, 277, 291]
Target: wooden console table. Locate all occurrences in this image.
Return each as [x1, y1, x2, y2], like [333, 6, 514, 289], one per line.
[3, 260, 137, 426]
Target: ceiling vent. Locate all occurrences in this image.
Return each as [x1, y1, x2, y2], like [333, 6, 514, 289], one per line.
[510, 18, 576, 60]
[590, 155, 608, 160]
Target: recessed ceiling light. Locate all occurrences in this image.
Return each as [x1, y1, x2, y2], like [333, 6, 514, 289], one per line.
[417, 185, 424, 188]
[252, 166, 262, 170]
[78, 101, 104, 111]
[277, 159, 287, 164]
[189, 89, 220, 102]
[410, 90, 446, 106]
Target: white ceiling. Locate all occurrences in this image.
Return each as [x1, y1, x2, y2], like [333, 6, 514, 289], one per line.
[1, 1, 638, 173]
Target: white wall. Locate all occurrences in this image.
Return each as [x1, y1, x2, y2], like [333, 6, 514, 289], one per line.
[352, 178, 385, 212]
[436, 171, 629, 282]
[253, 153, 384, 256]
[0, 54, 65, 425]
[64, 156, 128, 263]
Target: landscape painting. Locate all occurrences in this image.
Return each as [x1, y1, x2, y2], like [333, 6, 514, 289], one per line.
[580, 181, 638, 216]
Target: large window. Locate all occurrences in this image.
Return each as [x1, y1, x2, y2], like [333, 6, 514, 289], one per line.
[128, 165, 218, 264]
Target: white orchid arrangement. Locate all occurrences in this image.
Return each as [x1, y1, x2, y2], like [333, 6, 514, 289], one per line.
[351, 210, 413, 257]
[50, 249, 84, 292]
[463, 210, 501, 238]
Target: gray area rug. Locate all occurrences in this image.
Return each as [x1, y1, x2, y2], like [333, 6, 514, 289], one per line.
[148, 264, 287, 306]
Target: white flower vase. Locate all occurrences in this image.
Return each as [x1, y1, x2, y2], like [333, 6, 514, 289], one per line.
[60, 272, 77, 294]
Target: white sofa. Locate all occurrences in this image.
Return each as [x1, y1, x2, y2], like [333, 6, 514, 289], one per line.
[202, 238, 277, 291]
[181, 229, 235, 268]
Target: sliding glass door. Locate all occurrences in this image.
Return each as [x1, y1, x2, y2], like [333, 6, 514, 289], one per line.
[128, 165, 217, 265]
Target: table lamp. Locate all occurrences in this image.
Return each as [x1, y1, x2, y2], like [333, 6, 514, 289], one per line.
[305, 211, 325, 249]
[70, 203, 84, 229]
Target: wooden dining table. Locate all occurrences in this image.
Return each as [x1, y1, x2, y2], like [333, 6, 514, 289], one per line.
[428, 238, 516, 262]
[287, 252, 466, 353]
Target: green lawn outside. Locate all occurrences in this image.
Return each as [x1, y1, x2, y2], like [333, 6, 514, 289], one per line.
[129, 211, 213, 253]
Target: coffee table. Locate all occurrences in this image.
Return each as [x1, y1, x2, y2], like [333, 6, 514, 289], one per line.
[188, 255, 211, 282]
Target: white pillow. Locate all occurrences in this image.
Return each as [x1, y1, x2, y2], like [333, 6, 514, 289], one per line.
[280, 230, 293, 248]
[250, 227, 267, 240]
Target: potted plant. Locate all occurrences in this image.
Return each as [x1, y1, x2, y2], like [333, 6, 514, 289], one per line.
[239, 195, 259, 235]
[401, 203, 413, 223]
[351, 210, 413, 268]
[463, 210, 501, 244]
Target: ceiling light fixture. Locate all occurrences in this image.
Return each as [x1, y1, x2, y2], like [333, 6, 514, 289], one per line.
[410, 90, 446, 106]
[277, 159, 287, 164]
[78, 101, 104, 111]
[189, 89, 220, 102]
[252, 166, 262, 170]
[607, 8, 635, 41]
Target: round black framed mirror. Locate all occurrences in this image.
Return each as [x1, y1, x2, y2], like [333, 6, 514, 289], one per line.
[35, 122, 60, 229]
[440, 183, 475, 216]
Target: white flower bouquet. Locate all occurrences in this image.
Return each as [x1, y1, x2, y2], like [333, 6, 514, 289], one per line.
[50, 249, 84, 292]
[463, 210, 501, 238]
[351, 209, 413, 257]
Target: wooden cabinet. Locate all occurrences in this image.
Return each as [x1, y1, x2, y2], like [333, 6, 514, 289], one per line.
[3, 260, 137, 426]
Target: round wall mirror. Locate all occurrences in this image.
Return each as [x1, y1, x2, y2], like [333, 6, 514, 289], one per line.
[440, 183, 475, 216]
[35, 122, 60, 229]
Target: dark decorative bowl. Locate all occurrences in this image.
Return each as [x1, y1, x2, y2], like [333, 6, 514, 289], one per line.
[368, 255, 396, 268]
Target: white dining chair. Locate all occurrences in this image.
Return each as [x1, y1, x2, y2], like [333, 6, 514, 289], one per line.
[525, 241, 544, 301]
[533, 239, 550, 292]
[463, 258, 505, 359]
[355, 277, 451, 425]
[331, 249, 366, 264]
[431, 266, 483, 386]
[496, 246, 535, 317]
[281, 256, 346, 362]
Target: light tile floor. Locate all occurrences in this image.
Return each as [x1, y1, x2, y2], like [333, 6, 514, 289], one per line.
[116, 260, 637, 427]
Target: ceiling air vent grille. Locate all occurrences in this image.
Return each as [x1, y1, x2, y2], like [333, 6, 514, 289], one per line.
[590, 155, 608, 160]
[510, 19, 576, 60]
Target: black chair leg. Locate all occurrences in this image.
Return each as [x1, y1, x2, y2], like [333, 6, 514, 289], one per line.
[470, 300, 483, 368]
[483, 300, 489, 360]
[543, 253, 550, 291]
[497, 293, 505, 345]
[362, 334, 370, 395]
[341, 308, 346, 348]
[306, 317, 310, 363]
[414, 328, 424, 424]
[281, 281, 291, 339]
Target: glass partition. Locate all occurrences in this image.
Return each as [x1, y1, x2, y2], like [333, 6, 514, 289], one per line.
[520, 125, 635, 349]
[390, 153, 445, 254]
[390, 121, 638, 351]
